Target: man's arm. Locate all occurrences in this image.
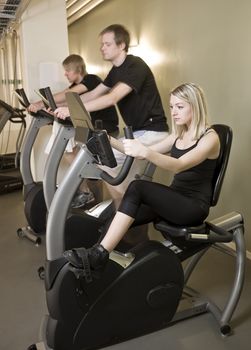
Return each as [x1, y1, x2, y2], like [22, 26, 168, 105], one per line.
[84, 82, 132, 112]
[79, 83, 110, 103]
[28, 83, 89, 112]
[55, 82, 132, 119]
[54, 84, 88, 106]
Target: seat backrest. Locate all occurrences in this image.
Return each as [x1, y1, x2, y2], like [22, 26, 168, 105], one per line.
[210, 124, 233, 206]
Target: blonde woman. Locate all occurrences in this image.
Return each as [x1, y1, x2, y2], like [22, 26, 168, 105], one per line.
[64, 83, 220, 276]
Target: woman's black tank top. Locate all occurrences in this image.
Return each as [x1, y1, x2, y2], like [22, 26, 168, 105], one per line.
[170, 129, 218, 206]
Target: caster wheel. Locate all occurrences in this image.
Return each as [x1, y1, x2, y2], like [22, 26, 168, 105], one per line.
[27, 345, 37, 350]
[35, 237, 42, 246]
[38, 266, 45, 280]
[17, 228, 24, 238]
[220, 324, 232, 336]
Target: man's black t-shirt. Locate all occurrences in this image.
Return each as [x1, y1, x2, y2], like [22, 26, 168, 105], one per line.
[103, 55, 168, 132]
[71, 74, 118, 134]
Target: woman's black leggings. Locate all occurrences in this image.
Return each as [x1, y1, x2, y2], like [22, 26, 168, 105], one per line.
[118, 180, 209, 226]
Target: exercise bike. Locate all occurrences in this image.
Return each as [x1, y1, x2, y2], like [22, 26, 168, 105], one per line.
[43, 90, 153, 255]
[28, 95, 246, 350]
[16, 87, 122, 251]
[16, 87, 89, 245]
[15, 88, 56, 244]
[36, 88, 131, 279]
[43, 89, 117, 251]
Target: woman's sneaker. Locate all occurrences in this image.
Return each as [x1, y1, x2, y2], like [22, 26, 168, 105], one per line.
[71, 191, 95, 208]
[63, 244, 109, 283]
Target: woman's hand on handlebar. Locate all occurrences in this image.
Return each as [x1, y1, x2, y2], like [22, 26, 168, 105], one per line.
[54, 106, 70, 119]
[122, 139, 147, 159]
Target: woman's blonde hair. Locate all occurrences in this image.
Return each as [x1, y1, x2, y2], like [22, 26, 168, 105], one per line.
[170, 83, 209, 140]
[62, 54, 87, 76]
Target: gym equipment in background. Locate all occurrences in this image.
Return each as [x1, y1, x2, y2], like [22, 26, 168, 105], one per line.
[15, 89, 54, 244]
[0, 99, 26, 194]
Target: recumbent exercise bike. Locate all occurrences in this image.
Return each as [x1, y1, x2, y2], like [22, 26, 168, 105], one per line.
[28, 93, 245, 350]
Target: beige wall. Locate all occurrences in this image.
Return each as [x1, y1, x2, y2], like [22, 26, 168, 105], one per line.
[0, 0, 70, 179]
[20, 0, 69, 101]
[18, 0, 69, 180]
[68, 0, 251, 252]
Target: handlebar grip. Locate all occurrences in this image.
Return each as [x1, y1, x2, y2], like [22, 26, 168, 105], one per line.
[57, 117, 73, 127]
[100, 125, 134, 186]
[206, 222, 233, 242]
[187, 221, 233, 243]
[44, 87, 57, 111]
[39, 88, 50, 109]
[124, 125, 134, 139]
[15, 88, 30, 108]
[101, 156, 134, 185]
[36, 109, 55, 122]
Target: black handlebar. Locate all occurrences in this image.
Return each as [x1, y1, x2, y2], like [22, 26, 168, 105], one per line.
[35, 109, 54, 122]
[15, 88, 30, 108]
[187, 221, 233, 243]
[100, 126, 134, 186]
[15, 88, 55, 122]
[205, 221, 233, 242]
[43, 87, 57, 111]
[38, 88, 50, 109]
[40, 87, 73, 126]
[14, 86, 133, 187]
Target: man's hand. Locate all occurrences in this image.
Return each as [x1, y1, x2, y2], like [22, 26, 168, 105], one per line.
[54, 107, 70, 119]
[27, 102, 43, 113]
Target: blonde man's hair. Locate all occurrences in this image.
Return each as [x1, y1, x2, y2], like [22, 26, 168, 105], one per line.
[170, 83, 209, 140]
[62, 54, 86, 76]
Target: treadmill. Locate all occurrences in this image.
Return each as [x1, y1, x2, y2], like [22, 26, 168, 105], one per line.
[0, 99, 26, 194]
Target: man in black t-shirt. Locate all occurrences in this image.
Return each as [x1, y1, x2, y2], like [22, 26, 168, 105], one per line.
[55, 26, 169, 205]
[29, 54, 118, 207]
[103, 54, 167, 132]
[29, 54, 118, 134]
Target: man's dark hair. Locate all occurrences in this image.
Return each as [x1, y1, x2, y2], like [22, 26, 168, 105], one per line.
[100, 24, 130, 52]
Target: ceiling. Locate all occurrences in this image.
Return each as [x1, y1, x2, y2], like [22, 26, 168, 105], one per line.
[0, 0, 22, 37]
[66, 0, 105, 26]
[0, 0, 105, 39]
